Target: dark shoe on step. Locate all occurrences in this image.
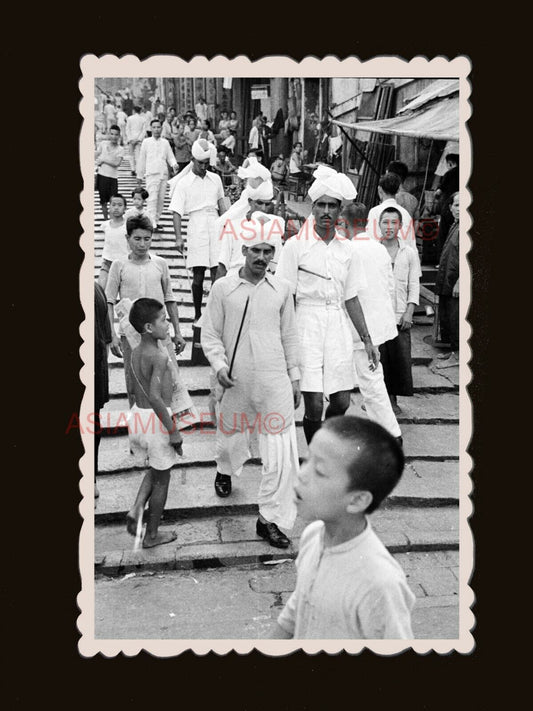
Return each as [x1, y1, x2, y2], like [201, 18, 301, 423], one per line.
[256, 519, 290, 548]
[214, 472, 232, 497]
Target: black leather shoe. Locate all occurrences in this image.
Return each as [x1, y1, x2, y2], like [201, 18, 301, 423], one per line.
[214, 472, 232, 497]
[256, 519, 290, 548]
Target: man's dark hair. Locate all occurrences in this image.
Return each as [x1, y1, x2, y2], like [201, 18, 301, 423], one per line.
[133, 105, 141, 113]
[203, 119, 211, 129]
[379, 172, 401, 196]
[322, 416, 404, 513]
[150, 118, 162, 127]
[341, 201, 368, 222]
[129, 298, 164, 334]
[446, 153, 459, 166]
[131, 188, 149, 201]
[110, 193, 127, 208]
[386, 161, 409, 182]
[109, 124, 120, 133]
[379, 206, 403, 224]
[126, 214, 153, 236]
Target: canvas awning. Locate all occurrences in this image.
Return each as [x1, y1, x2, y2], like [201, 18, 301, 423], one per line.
[332, 95, 459, 142]
[397, 79, 459, 114]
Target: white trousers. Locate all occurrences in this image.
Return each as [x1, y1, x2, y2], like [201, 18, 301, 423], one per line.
[145, 173, 168, 226]
[353, 349, 401, 437]
[129, 141, 142, 174]
[215, 422, 299, 530]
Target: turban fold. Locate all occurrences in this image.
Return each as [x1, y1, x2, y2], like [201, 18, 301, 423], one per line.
[191, 138, 217, 165]
[237, 157, 271, 182]
[247, 180, 274, 201]
[307, 165, 357, 202]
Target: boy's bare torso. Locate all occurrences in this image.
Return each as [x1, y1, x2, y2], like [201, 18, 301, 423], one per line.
[131, 343, 173, 408]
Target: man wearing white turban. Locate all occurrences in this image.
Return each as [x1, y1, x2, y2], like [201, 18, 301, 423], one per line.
[201, 215, 301, 548]
[169, 139, 225, 322]
[276, 166, 380, 445]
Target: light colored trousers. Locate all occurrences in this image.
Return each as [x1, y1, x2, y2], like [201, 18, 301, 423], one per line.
[128, 141, 142, 174]
[216, 422, 299, 531]
[145, 173, 168, 227]
[353, 349, 401, 437]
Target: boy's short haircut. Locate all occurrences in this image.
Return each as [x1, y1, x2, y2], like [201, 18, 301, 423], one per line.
[446, 153, 459, 165]
[109, 124, 120, 133]
[126, 214, 153, 236]
[129, 297, 164, 334]
[110, 193, 127, 208]
[386, 161, 409, 182]
[150, 118, 162, 126]
[379, 172, 401, 196]
[323, 416, 404, 513]
[379, 206, 403, 224]
[131, 187, 149, 201]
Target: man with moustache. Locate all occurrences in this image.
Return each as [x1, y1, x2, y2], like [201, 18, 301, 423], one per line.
[201, 214, 301, 548]
[276, 165, 379, 445]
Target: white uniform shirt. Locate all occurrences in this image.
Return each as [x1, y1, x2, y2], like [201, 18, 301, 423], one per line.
[366, 198, 417, 248]
[277, 520, 415, 639]
[348, 235, 398, 349]
[275, 223, 367, 306]
[169, 170, 224, 216]
[390, 239, 421, 323]
[96, 141, 124, 178]
[125, 113, 145, 143]
[137, 136, 177, 179]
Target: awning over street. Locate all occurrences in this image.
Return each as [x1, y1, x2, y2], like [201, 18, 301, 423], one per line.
[397, 79, 459, 114]
[332, 95, 459, 142]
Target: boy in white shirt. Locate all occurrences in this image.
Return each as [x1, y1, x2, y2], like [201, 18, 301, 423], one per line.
[97, 193, 128, 290]
[272, 415, 415, 640]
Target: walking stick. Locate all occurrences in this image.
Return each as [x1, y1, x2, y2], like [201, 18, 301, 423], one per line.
[228, 295, 250, 380]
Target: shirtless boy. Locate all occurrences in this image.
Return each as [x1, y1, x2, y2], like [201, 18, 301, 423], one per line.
[126, 297, 183, 548]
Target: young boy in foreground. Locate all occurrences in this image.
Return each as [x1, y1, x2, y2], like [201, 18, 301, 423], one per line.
[125, 298, 183, 548]
[272, 415, 415, 639]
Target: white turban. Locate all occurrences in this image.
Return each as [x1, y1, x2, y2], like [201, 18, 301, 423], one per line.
[246, 179, 274, 201]
[191, 138, 217, 165]
[307, 164, 357, 203]
[237, 157, 271, 182]
[240, 211, 282, 249]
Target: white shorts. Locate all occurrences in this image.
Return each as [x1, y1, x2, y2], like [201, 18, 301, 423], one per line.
[127, 404, 178, 471]
[297, 304, 355, 396]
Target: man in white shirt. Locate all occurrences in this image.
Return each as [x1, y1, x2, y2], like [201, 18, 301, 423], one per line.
[339, 202, 402, 441]
[195, 96, 208, 123]
[103, 98, 116, 132]
[95, 124, 124, 220]
[276, 165, 380, 446]
[366, 173, 417, 249]
[170, 139, 225, 322]
[125, 105, 145, 176]
[137, 118, 178, 230]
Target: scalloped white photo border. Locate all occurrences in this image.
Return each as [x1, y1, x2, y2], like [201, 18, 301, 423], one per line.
[78, 54, 474, 657]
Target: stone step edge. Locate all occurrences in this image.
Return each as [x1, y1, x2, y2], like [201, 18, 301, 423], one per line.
[97, 454, 459, 477]
[95, 533, 460, 576]
[95, 494, 459, 525]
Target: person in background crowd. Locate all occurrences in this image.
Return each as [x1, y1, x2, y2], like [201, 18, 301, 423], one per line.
[218, 110, 230, 133]
[116, 106, 127, 145]
[161, 108, 177, 147]
[378, 207, 420, 416]
[174, 122, 193, 173]
[198, 119, 216, 144]
[143, 104, 153, 138]
[214, 147, 237, 186]
[289, 142, 312, 184]
[125, 105, 146, 177]
[228, 110, 239, 133]
[103, 98, 117, 131]
[170, 139, 225, 323]
[386, 161, 418, 219]
[195, 96, 208, 123]
[184, 117, 200, 144]
[435, 192, 460, 369]
[95, 125, 124, 220]
[248, 116, 262, 156]
[97, 194, 128, 290]
[137, 118, 178, 231]
[434, 153, 459, 254]
[221, 129, 236, 156]
[366, 173, 417, 249]
[95, 281, 112, 500]
[124, 187, 152, 226]
[270, 154, 287, 185]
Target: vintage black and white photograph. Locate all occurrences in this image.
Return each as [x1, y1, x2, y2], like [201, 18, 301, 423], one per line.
[78, 55, 473, 656]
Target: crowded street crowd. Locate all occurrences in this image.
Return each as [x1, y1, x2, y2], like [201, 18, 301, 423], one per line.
[94, 91, 460, 640]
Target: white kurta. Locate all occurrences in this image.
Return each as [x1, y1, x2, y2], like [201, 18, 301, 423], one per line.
[201, 272, 301, 529]
[276, 221, 367, 396]
[169, 171, 224, 268]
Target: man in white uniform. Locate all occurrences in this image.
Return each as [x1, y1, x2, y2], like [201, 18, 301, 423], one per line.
[125, 105, 146, 177]
[201, 215, 301, 548]
[170, 139, 225, 322]
[137, 118, 178, 230]
[276, 165, 380, 445]
[340, 202, 403, 443]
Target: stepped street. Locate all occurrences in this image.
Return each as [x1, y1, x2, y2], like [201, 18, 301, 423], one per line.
[91, 156, 461, 640]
